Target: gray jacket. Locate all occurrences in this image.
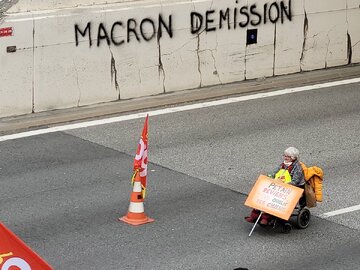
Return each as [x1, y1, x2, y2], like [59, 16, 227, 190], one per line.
[271, 159, 305, 187]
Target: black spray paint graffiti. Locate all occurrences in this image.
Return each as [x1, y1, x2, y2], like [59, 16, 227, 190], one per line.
[75, 15, 173, 47]
[75, 0, 291, 47]
[191, 0, 292, 34]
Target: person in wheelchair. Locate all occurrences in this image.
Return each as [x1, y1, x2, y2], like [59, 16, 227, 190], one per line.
[245, 146, 305, 225]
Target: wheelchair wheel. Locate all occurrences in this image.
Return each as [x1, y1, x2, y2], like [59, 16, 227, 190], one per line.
[297, 208, 311, 229]
[282, 223, 292, 234]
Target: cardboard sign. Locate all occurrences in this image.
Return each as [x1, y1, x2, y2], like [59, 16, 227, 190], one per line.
[0, 223, 53, 270]
[244, 175, 304, 220]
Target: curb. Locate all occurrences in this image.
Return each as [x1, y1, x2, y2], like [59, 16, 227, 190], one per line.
[1, 64, 359, 135]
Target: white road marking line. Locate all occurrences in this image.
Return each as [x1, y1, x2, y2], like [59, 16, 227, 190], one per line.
[0, 77, 359, 143]
[319, 205, 360, 218]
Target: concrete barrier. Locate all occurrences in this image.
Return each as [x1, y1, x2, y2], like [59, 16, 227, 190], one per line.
[0, 0, 359, 118]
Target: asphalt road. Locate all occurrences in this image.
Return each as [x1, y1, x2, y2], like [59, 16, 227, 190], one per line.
[1, 82, 360, 269]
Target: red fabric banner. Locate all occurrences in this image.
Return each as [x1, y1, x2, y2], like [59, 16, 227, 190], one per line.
[133, 115, 149, 197]
[0, 223, 53, 270]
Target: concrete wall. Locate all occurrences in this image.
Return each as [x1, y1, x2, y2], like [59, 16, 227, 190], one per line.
[0, 0, 359, 118]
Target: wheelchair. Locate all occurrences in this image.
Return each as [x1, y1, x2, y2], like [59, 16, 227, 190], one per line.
[260, 194, 311, 233]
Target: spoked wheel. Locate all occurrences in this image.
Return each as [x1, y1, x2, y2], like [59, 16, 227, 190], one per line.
[282, 223, 292, 234]
[297, 208, 311, 229]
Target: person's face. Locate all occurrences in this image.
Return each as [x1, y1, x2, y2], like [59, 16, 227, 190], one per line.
[283, 154, 293, 163]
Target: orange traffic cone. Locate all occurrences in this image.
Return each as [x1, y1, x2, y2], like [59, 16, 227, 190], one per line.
[119, 172, 154, 226]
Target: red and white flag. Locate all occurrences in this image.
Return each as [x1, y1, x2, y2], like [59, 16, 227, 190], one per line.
[0, 222, 53, 270]
[133, 114, 149, 198]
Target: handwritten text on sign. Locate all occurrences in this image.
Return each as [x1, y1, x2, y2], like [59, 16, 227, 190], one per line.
[244, 175, 303, 220]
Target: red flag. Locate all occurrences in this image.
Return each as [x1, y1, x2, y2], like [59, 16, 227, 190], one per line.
[133, 114, 149, 198]
[0, 222, 53, 269]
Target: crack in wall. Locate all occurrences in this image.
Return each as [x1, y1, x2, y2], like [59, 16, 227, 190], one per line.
[157, 30, 166, 93]
[212, 35, 222, 84]
[352, 40, 360, 48]
[210, 50, 221, 84]
[191, 0, 203, 87]
[105, 0, 119, 95]
[198, 33, 221, 85]
[196, 33, 202, 88]
[273, 23, 277, 76]
[32, 17, 35, 113]
[190, 0, 203, 87]
[310, 33, 320, 39]
[190, 0, 195, 10]
[109, 47, 120, 100]
[322, 24, 337, 68]
[105, 10, 121, 99]
[244, 44, 247, 80]
[243, 0, 249, 80]
[200, 48, 221, 84]
[157, 1, 166, 93]
[347, 32, 352, 65]
[162, 40, 193, 57]
[346, 3, 352, 66]
[300, 11, 308, 71]
[324, 35, 330, 68]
